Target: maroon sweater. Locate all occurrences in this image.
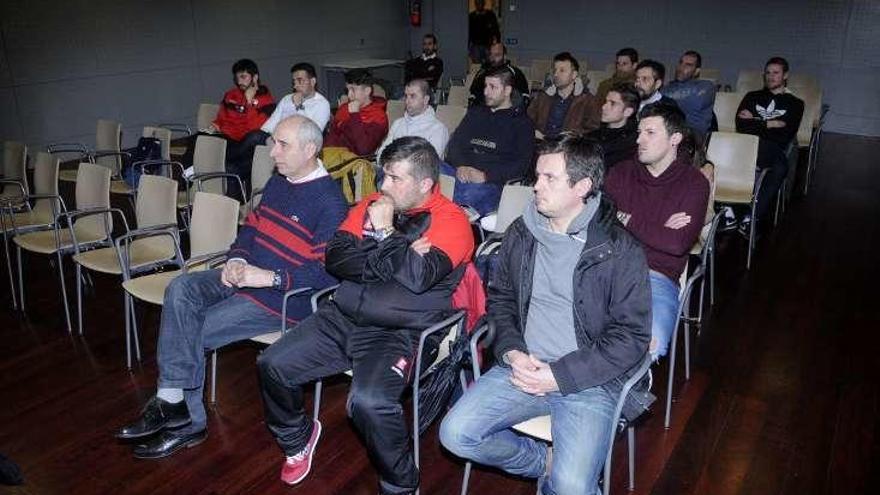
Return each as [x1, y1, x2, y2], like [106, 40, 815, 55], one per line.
[604, 158, 709, 283]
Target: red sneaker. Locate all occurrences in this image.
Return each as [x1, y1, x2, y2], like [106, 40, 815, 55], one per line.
[280, 419, 322, 485]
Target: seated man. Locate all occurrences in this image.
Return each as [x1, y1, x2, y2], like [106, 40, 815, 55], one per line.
[662, 50, 717, 139]
[735, 56, 804, 230]
[634, 59, 679, 113]
[440, 133, 651, 495]
[446, 66, 535, 215]
[256, 136, 474, 494]
[469, 42, 530, 108]
[587, 82, 640, 169]
[115, 116, 348, 459]
[376, 79, 449, 164]
[596, 47, 639, 103]
[605, 103, 709, 359]
[527, 52, 600, 138]
[261, 62, 332, 135]
[325, 68, 389, 157]
[405, 34, 444, 90]
[207, 58, 276, 193]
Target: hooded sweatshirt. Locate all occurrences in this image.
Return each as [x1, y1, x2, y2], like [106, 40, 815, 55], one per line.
[376, 106, 449, 164]
[522, 193, 601, 362]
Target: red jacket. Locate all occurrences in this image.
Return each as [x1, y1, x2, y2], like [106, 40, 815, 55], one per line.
[213, 85, 276, 141]
[325, 97, 389, 156]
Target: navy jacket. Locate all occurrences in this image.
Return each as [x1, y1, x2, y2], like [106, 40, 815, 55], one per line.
[446, 105, 535, 185]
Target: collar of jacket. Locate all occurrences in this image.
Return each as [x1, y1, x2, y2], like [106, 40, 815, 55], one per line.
[544, 76, 584, 97]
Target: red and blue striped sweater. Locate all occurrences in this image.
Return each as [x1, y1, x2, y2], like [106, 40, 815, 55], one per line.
[228, 173, 348, 322]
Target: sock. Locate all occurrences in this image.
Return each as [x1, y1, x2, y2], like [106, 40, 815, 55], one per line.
[156, 388, 184, 404]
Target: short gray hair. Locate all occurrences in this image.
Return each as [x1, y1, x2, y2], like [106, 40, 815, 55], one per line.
[286, 115, 323, 154]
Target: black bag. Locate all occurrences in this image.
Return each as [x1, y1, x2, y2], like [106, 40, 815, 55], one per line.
[122, 137, 163, 187]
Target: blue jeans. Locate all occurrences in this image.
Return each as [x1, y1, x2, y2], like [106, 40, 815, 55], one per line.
[157, 269, 281, 434]
[440, 162, 503, 216]
[440, 366, 616, 495]
[649, 270, 680, 359]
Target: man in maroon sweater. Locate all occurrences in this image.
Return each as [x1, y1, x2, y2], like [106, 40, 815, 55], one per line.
[604, 103, 709, 359]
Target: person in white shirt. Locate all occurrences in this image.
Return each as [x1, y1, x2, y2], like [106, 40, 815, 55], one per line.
[261, 63, 331, 135]
[376, 79, 449, 165]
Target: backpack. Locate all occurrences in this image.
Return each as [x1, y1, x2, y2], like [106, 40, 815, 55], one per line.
[122, 137, 163, 188]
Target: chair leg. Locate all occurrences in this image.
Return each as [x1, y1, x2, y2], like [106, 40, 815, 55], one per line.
[130, 296, 141, 362]
[665, 321, 679, 429]
[627, 426, 636, 491]
[210, 350, 218, 404]
[124, 293, 132, 369]
[76, 264, 84, 335]
[747, 200, 757, 270]
[17, 246, 25, 311]
[709, 247, 716, 306]
[774, 180, 783, 227]
[56, 251, 72, 334]
[684, 319, 691, 381]
[312, 380, 323, 422]
[1, 221, 18, 310]
[460, 461, 473, 495]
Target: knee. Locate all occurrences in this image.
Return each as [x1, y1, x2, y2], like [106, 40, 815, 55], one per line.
[347, 384, 399, 421]
[546, 470, 593, 495]
[256, 347, 286, 384]
[439, 409, 479, 458]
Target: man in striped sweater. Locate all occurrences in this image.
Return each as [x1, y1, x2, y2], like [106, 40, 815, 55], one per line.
[115, 116, 349, 459]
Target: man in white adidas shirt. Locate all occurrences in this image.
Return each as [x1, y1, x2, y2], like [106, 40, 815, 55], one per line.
[376, 79, 449, 164]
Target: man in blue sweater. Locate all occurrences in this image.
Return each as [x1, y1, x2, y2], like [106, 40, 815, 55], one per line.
[115, 116, 348, 459]
[663, 50, 716, 139]
[447, 65, 535, 215]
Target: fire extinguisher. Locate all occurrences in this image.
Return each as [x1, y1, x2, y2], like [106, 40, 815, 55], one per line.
[410, 0, 421, 26]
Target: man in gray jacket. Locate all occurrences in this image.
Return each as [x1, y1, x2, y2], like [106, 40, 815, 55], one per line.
[440, 132, 651, 495]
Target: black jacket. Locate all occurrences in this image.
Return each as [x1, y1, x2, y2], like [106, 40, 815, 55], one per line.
[587, 121, 638, 169]
[490, 196, 652, 395]
[735, 88, 804, 146]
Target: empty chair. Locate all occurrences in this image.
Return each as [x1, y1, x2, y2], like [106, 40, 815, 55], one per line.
[1, 141, 28, 204]
[436, 105, 468, 135]
[478, 184, 534, 238]
[119, 191, 240, 366]
[713, 92, 744, 133]
[447, 86, 470, 107]
[198, 103, 220, 131]
[706, 132, 764, 269]
[664, 262, 706, 428]
[13, 163, 112, 332]
[51, 119, 126, 182]
[698, 68, 721, 84]
[142, 126, 173, 161]
[386, 99, 406, 123]
[71, 175, 178, 342]
[177, 135, 229, 216]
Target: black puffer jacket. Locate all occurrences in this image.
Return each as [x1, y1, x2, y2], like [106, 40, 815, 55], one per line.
[490, 195, 652, 395]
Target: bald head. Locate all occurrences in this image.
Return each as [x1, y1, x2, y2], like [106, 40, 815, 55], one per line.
[270, 116, 323, 179]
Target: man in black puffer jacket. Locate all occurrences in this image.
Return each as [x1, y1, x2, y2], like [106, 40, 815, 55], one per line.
[441, 133, 651, 495]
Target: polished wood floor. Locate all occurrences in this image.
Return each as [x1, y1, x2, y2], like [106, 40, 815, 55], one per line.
[1, 132, 878, 494]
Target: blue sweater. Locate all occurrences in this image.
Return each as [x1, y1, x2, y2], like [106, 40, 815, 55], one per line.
[662, 79, 716, 136]
[446, 105, 535, 185]
[229, 174, 348, 321]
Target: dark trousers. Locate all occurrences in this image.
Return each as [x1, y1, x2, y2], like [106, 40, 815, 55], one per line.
[755, 139, 789, 221]
[257, 302, 440, 494]
[225, 130, 270, 200]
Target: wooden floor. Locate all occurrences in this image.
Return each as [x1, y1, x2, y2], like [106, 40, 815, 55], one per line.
[1, 132, 878, 494]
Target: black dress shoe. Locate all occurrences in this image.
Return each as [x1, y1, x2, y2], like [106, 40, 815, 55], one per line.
[116, 396, 191, 440]
[132, 429, 207, 459]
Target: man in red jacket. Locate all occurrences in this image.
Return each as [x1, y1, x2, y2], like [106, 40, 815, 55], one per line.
[325, 68, 389, 156]
[604, 103, 709, 359]
[206, 59, 276, 197]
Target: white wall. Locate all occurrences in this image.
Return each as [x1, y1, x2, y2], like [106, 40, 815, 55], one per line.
[415, 0, 880, 137]
[0, 0, 408, 150]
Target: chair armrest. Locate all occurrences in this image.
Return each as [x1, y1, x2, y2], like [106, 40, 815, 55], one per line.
[59, 206, 129, 254]
[183, 250, 229, 273]
[310, 284, 339, 313]
[157, 123, 193, 136]
[47, 142, 89, 156]
[0, 179, 27, 204]
[114, 226, 184, 280]
[279, 287, 317, 333]
[469, 319, 496, 379]
[192, 172, 247, 203]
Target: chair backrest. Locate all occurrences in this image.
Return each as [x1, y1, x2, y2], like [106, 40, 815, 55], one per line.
[134, 174, 179, 255]
[386, 99, 405, 124]
[142, 126, 172, 161]
[439, 174, 455, 200]
[530, 58, 552, 81]
[604, 62, 616, 74]
[436, 105, 468, 135]
[95, 119, 122, 174]
[74, 162, 113, 237]
[788, 73, 819, 92]
[2, 141, 28, 195]
[735, 69, 763, 93]
[793, 88, 821, 147]
[493, 184, 535, 234]
[446, 86, 469, 107]
[192, 135, 227, 194]
[713, 92, 744, 133]
[699, 68, 721, 83]
[706, 132, 759, 205]
[188, 191, 240, 258]
[250, 144, 275, 197]
[585, 70, 609, 96]
[31, 152, 59, 216]
[197, 103, 220, 130]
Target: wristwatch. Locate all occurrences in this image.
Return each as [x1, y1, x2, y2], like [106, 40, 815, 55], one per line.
[272, 271, 283, 289]
[375, 226, 395, 241]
